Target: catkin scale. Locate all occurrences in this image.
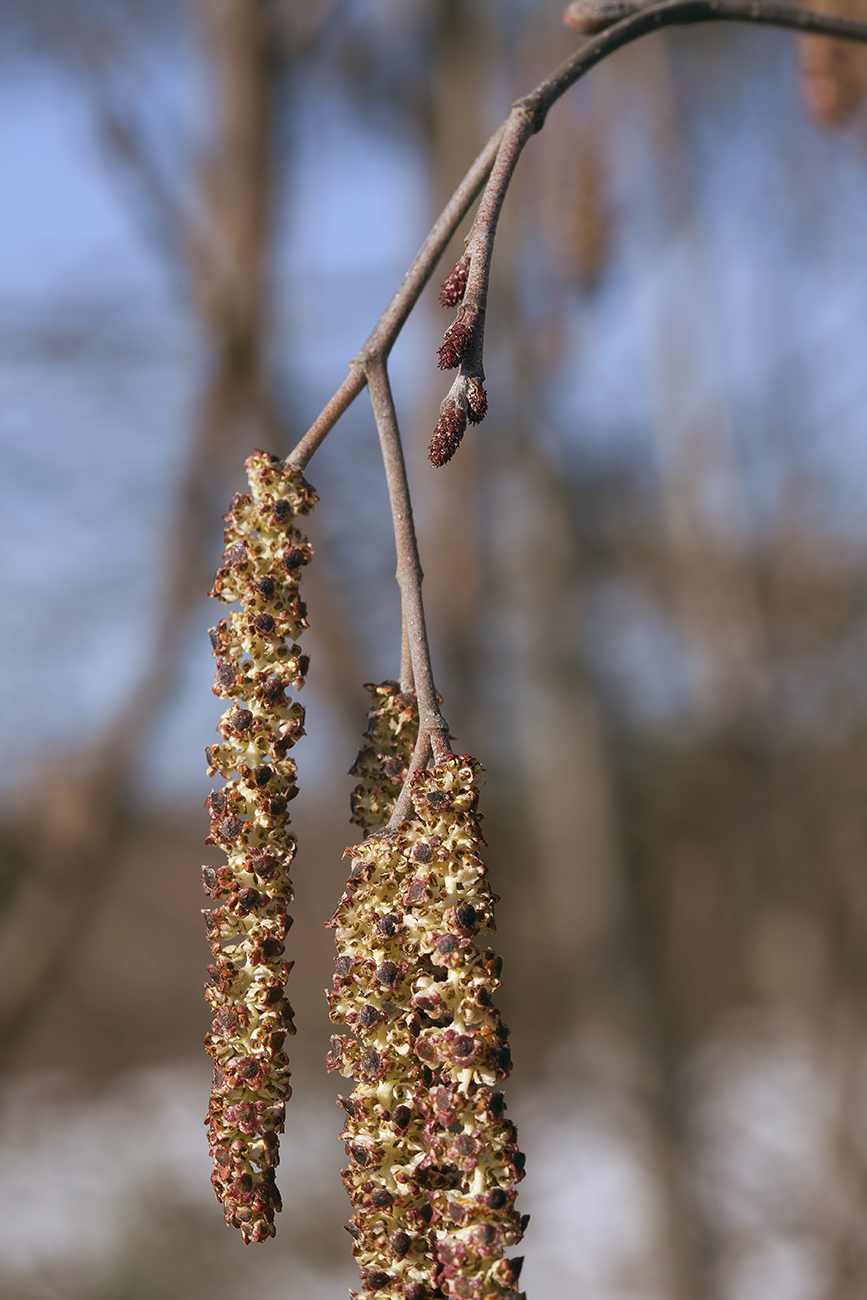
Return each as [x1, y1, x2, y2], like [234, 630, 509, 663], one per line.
[203, 449, 317, 1243]
[328, 758, 526, 1299]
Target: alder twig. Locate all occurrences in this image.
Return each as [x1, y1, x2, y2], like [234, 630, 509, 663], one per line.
[283, 0, 867, 828]
[430, 0, 867, 462]
[288, 1, 867, 473]
[286, 369, 366, 469]
[366, 358, 452, 766]
[286, 125, 507, 468]
[431, 110, 535, 465]
[522, 0, 867, 133]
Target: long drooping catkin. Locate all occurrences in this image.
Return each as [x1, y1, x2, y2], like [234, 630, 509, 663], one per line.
[328, 757, 527, 1300]
[202, 449, 316, 1243]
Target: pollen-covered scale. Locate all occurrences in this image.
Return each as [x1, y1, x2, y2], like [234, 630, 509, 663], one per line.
[201, 449, 316, 1243]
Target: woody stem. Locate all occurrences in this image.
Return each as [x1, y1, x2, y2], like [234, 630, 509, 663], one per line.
[365, 358, 452, 773]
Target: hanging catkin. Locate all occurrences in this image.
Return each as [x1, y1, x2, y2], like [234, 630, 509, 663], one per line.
[328, 757, 527, 1299]
[202, 449, 316, 1243]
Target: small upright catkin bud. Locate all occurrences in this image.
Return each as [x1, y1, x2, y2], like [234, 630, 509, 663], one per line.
[349, 682, 420, 834]
[438, 308, 478, 371]
[429, 397, 468, 468]
[203, 449, 317, 1243]
[439, 252, 471, 309]
[328, 758, 527, 1300]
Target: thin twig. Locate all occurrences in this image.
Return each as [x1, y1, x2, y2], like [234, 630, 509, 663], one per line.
[283, 0, 867, 828]
[386, 730, 433, 832]
[366, 358, 453, 767]
[287, 368, 366, 468]
[431, 109, 536, 463]
[287, 125, 507, 468]
[519, 0, 867, 132]
[357, 121, 505, 364]
[464, 113, 535, 320]
[428, 0, 867, 463]
[287, 1, 867, 471]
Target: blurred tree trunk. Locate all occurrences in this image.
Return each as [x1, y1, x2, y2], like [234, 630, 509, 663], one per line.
[0, 0, 289, 1065]
[600, 34, 768, 726]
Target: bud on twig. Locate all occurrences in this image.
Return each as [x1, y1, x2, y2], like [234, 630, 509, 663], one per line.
[563, 0, 647, 35]
[430, 111, 534, 467]
[328, 758, 527, 1300]
[438, 308, 478, 371]
[203, 449, 317, 1243]
[429, 365, 489, 467]
[429, 397, 469, 468]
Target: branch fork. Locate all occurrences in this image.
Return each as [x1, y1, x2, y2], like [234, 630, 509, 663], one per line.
[282, 0, 867, 826]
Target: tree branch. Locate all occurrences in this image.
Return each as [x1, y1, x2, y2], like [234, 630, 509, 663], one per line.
[290, 0, 867, 471]
[430, 0, 867, 461]
[366, 357, 452, 769]
[282, 0, 867, 832]
[431, 109, 535, 464]
[287, 368, 366, 469]
[287, 125, 507, 467]
[521, 0, 867, 131]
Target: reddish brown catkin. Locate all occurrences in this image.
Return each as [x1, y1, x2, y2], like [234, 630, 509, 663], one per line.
[350, 682, 420, 834]
[202, 449, 317, 1243]
[328, 758, 527, 1300]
